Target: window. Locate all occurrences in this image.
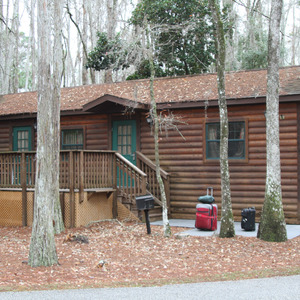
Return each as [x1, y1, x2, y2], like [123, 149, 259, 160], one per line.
[206, 121, 245, 160]
[61, 129, 84, 150]
[117, 124, 132, 155]
[13, 127, 32, 151]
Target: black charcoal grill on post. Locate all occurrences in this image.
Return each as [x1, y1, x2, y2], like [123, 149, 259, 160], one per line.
[135, 195, 154, 234]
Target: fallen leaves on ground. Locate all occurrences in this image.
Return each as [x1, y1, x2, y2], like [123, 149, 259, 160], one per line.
[0, 220, 299, 291]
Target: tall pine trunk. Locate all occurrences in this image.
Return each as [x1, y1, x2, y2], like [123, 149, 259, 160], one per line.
[52, 0, 65, 234]
[258, 0, 287, 242]
[28, 0, 64, 267]
[209, 0, 235, 238]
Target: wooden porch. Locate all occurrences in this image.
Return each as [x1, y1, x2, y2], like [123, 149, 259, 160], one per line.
[0, 151, 170, 227]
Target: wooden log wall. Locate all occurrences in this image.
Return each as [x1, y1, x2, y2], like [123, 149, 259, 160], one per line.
[0, 124, 10, 151]
[140, 102, 299, 224]
[61, 114, 109, 150]
[0, 115, 109, 152]
[0, 119, 35, 151]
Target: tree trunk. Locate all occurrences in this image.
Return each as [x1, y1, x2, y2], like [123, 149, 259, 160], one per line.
[30, 0, 37, 91]
[0, 0, 4, 94]
[65, 0, 94, 85]
[11, 0, 19, 93]
[82, 3, 88, 85]
[290, 5, 296, 65]
[222, 0, 237, 70]
[258, 0, 287, 242]
[149, 61, 171, 238]
[209, 0, 235, 238]
[52, 0, 65, 234]
[2, 1, 12, 94]
[104, 0, 118, 83]
[28, 0, 64, 267]
[147, 24, 171, 238]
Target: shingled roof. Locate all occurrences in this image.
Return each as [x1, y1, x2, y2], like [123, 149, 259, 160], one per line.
[0, 66, 299, 117]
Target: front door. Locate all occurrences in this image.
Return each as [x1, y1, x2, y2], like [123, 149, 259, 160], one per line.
[112, 120, 137, 165]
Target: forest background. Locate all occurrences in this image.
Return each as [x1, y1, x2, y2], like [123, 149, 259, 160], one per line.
[0, 0, 299, 95]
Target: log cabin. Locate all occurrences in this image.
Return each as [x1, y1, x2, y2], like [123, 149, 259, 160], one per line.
[0, 66, 300, 227]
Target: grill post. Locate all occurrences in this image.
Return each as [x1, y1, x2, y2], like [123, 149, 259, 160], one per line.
[135, 194, 154, 235]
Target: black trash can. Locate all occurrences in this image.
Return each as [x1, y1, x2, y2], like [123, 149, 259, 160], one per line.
[241, 207, 256, 231]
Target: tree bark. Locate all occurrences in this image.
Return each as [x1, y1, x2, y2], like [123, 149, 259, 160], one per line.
[52, 0, 65, 234]
[28, 0, 64, 267]
[2, 1, 12, 94]
[258, 0, 287, 242]
[82, 3, 88, 85]
[30, 0, 37, 91]
[209, 0, 235, 238]
[0, 0, 4, 94]
[104, 0, 118, 83]
[11, 0, 19, 93]
[149, 60, 171, 238]
[147, 24, 171, 238]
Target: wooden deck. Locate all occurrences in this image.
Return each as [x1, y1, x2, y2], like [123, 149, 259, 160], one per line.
[0, 150, 171, 227]
[0, 150, 149, 226]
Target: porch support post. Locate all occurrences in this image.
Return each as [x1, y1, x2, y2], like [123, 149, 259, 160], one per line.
[59, 192, 65, 223]
[69, 151, 75, 228]
[21, 152, 27, 226]
[112, 153, 118, 219]
[79, 151, 84, 203]
[297, 103, 300, 223]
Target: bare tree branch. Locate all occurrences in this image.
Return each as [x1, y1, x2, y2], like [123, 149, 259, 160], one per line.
[0, 16, 13, 33]
[65, 1, 95, 84]
[232, 0, 270, 19]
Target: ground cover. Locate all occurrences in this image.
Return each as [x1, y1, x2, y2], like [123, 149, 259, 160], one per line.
[0, 220, 299, 292]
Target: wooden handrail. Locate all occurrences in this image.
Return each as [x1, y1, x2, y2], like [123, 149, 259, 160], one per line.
[115, 152, 147, 202]
[115, 153, 147, 178]
[136, 151, 170, 212]
[136, 151, 169, 179]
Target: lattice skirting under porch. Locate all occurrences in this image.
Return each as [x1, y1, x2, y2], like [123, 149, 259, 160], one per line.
[0, 190, 141, 228]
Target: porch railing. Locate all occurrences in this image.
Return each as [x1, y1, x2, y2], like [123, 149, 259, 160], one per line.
[136, 151, 170, 211]
[0, 151, 116, 189]
[0, 150, 148, 226]
[115, 153, 147, 201]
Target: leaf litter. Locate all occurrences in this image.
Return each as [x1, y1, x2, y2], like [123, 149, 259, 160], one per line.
[0, 220, 299, 291]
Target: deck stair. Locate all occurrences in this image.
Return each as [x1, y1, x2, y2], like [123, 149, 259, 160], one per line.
[116, 151, 170, 222]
